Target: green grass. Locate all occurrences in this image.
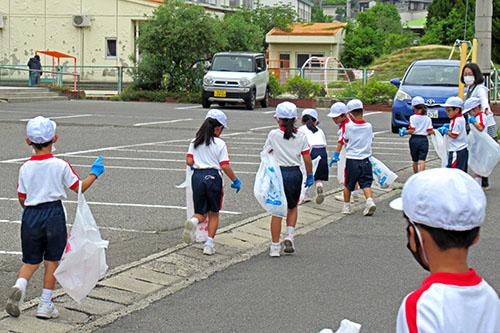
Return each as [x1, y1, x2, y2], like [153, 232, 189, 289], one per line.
[404, 17, 426, 26]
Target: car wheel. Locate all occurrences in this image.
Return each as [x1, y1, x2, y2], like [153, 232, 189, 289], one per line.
[261, 88, 269, 108]
[245, 90, 256, 110]
[202, 97, 211, 109]
[218, 102, 226, 107]
[391, 120, 399, 134]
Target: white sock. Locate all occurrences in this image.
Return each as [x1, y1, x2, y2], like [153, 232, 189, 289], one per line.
[316, 182, 323, 188]
[475, 177, 482, 186]
[287, 226, 295, 236]
[344, 202, 351, 209]
[190, 217, 199, 225]
[41, 288, 53, 305]
[366, 198, 374, 205]
[272, 242, 280, 247]
[205, 237, 214, 246]
[352, 190, 359, 196]
[15, 278, 27, 290]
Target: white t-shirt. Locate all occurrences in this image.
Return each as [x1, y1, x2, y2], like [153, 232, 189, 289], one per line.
[344, 120, 373, 159]
[409, 114, 433, 136]
[17, 154, 79, 206]
[298, 125, 327, 147]
[468, 84, 496, 127]
[448, 114, 468, 151]
[265, 128, 310, 166]
[187, 137, 229, 170]
[474, 112, 487, 129]
[397, 269, 500, 333]
[337, 118, 350, 145]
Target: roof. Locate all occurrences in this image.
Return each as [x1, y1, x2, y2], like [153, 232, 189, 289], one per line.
[35, 50, 76, 59]
[214, 52, 265, 57]
[142, 0, 163, 3]
[267, 23, 346, 36]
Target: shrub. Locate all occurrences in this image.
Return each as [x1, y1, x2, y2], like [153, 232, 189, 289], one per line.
[330, 79, 397, 104]
[285, 75, 322, 99]
[269, 72, 284, 98]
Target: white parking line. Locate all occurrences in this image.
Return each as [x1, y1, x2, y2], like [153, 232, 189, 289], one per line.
[57, 154, 261, 165]
[114, 148, 261, 157]
[262, 110, 275, 114]
[364, 112, 383, 116]
[249, 125, 276, 131]
[175, 105, 201, 110]
[133, 118, 193, 127]
[373, 130, 390, 135]
[20, 114, 92, 121]
[0, 251, 22, 255]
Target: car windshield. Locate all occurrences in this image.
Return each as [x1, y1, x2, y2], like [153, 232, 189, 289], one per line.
[211, 56, 254, 72]
[403, 65, 460, 86]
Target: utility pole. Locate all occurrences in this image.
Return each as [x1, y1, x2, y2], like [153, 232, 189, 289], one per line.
[475, 0, 493, 84]
[346, 0, 351, 19]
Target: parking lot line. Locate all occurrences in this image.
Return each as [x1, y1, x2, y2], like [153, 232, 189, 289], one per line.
[175, 105, 202, 110]
[0, 250, 22, 255]
[133, 118, 193, 126]
[20, 114, 93, 121]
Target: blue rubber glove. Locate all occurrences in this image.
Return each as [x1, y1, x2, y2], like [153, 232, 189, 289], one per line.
[329, 152, 340, 167]
[305, 174, 314, 188]
[90, 156, 105, 178]
[437, 126, 449, 135]
[399, 128, 407, 137]
[442, 123, 450, 130]
[21, 209, 24, 218]
[468, 115, 476, 124]
[231, 177, 241, 193]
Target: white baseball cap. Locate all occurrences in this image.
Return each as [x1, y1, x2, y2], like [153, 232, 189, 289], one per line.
[275, 101, 297, 119]
[390, 168, 486, 231]
[346, 99, 363, 112]
[26, 116, 57, 144]
[411, 96, 425, 107]
[302, 108, 318, 121]
[328, 102, 347, 118]
[442, 96, 464, 109]
[205, 109, 227, 128]
[463, 97, 481, 113]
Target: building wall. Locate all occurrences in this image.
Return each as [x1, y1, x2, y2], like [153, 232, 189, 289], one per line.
[268, 42, 341, 68]
[257, 0, 311, 22]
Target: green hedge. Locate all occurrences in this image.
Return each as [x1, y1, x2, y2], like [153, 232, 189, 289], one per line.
[118, 89, 201, 104]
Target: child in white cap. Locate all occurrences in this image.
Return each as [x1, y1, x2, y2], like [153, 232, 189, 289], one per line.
[341, 99, 376, 216]
[183, 109, 241, 255]
[265, 101, 313, 257]
[437, 96, 468, 172]
[399, 96, 434, 173]
[390, 168, 500, 332]
[298, 108, 328, 204]
[7, 116, 105, 319]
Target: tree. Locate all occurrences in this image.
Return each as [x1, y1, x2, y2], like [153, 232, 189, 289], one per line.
[131, 1, 225, 91]
[221, 12, 264, 52]
[311, 5, 333, 23]
[493, 0, 500, 63]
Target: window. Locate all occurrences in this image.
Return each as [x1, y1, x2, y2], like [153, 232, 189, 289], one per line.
[106, 38, 117, 59]
[279, 53, 290, 68]
[297, 53, 324, 68]
[256, 57, 266, 72]
[229, 0, 240, 7]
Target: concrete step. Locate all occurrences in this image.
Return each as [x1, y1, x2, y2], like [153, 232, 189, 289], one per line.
[0, 87, 68, 102]
[0, 91, 63, 98]
[2, 95, 69, 103]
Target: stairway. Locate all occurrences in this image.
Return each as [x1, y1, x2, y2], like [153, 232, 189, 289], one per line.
[0, 87, 69, 103]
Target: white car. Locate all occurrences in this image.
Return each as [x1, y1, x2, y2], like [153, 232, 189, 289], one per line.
[202, 52, 269, 110]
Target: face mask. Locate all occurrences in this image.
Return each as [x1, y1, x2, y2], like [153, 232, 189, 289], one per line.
[406, 224, 430, 271]
[464, 75, 475, 86]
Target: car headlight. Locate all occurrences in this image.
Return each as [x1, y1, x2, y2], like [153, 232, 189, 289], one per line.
[203, 76, 214, 85]
[395, 89, 411, 101]
[240, 78, 251, 87]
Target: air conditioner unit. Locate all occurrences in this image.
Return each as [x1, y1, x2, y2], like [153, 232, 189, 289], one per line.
[72, 14, 91, 27]
[0, 13, 4, 29]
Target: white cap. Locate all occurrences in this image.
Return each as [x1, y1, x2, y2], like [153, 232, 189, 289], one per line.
[275, 101, 297, 119]
[389, 168, 486, 231]
[205, 109, 227, 128]
[411, 96, 425, 107]
[301, 108, 318, 121]
[463, 97, 482, 113]
[328, 102, 348, 117]
[346, 99, 363, 112]
[26, 116, 57, 144]
[442, 96, 463, 109]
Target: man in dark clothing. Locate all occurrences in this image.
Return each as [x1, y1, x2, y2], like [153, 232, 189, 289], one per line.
[27, 55, 42, 86]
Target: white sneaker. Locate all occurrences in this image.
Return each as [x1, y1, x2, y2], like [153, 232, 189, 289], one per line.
[363, 201, 376, 216]
[316, 186, 324, 204]
[5, 285, 25, 317]
[269, 244, 281, 257]
[182, 219, 197, 244]
[36, 302, 59, 319]
[283, 234, 295, 253]
[342, 206, 352, 215]
[203, 243, 215, 255]
[303, 191, 312, 203]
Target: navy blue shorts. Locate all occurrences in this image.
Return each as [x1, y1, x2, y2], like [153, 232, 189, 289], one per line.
[345, 158, 373, 192]
[409, 135, 429, 162]
[280, 166, 302, 209]
[21, 200, 67, 264]
[191, 169, 223, 214]
[310, 147, 329, 181]
[448, 148, 468, 172]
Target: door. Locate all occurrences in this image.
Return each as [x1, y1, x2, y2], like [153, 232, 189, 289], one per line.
[255, 57, 268, 99]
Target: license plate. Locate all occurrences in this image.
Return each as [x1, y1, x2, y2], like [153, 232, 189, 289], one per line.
[214, 90, 226, 97]
[427, 109, 439, 118]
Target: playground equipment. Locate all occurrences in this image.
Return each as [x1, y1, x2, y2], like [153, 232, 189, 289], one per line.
[35, 50, 77, 90]
[301, 56, 352, 93]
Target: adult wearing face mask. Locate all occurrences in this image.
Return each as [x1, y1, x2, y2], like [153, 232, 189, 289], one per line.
[461, 62, 497, 190]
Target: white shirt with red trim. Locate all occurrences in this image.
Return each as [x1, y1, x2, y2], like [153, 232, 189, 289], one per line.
[337, 118, 350, 145]
[409, 114, 433, 136]
[397, 269, 500, 333]
[187, 137, 229, 170]
[17, 154, 79, 206]
[344, 120, 373, 159]
[265, 128, 310, 167]
[473, 112, 486, 129]
[449, 114, 468, 152]
[298, 125, 327, 147]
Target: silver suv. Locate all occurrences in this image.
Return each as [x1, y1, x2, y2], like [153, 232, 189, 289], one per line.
[202, 52, 269, 110]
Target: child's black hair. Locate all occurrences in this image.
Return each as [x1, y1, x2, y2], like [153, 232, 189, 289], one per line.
[302, 115, 318, 133]
[413, 105, 428, 114]
[416, 223, 480, 251]
[193, 118, 223, 148]
[32, 140, 52, 151]
[280, 118, 296, 140]
[350, 108, 363, 117]
[461, 63, 484, 85]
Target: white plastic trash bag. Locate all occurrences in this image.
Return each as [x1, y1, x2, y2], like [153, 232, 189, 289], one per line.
[369, 155, 398, 189]
[299, 156, 321, 202]
[318, 319, 361, 333]
[54, 182, 109, 303]
[254, 149, 288, 218]
[430, 131, 448, 168]
[468, 126, 500, 177]
[337, 148, 346, 184]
